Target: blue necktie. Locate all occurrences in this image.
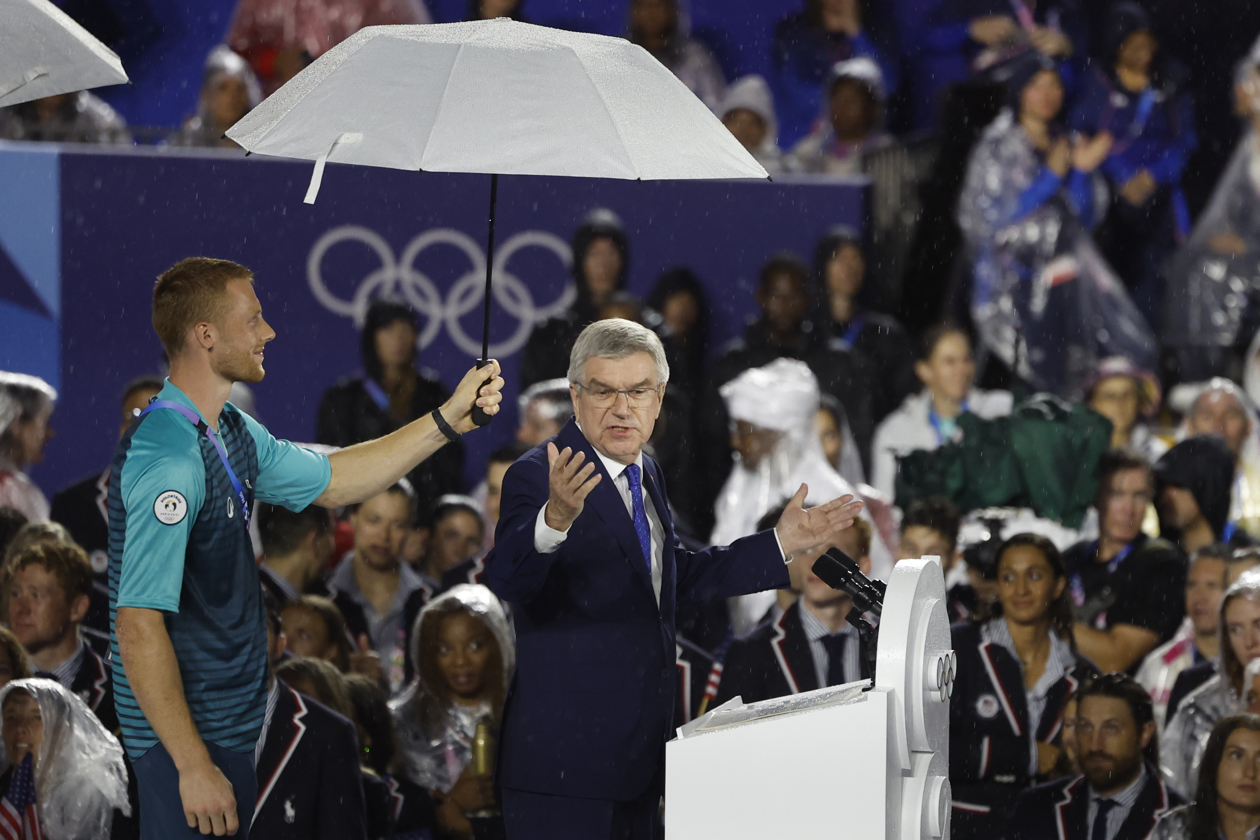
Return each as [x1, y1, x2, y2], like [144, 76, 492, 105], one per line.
[1091, 799, 1116, 840]
[625, 464, 652, 574]
[821, 634, 848, 687]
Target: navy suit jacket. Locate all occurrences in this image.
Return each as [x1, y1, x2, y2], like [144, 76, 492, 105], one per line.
[485, 419, 790, 801]
[1004, 767, 1181, 840]
[252, 685, 368, 840]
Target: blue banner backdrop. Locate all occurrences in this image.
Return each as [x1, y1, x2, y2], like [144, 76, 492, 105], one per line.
[0, 144, 866, 499]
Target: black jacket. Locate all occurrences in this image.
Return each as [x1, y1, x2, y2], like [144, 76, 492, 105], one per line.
[316, 373, 463, 514]
[71, 644, 118, 735]
[253, 684, 368, 840]
[1005, 766, 1182, 840]
[949, 621, 1098, 840]
[49, 469, 113, 645]
[713, 600, 872, 706]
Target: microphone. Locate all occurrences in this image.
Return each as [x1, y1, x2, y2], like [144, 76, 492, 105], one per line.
[811, 549, 885, 618]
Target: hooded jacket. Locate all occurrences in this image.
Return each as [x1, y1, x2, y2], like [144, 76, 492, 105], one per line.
[1155, 436, 1237, 540]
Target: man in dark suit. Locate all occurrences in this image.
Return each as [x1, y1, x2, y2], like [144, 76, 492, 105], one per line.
[254, 599, 368, 840]
[1006, 674, 1183, 840]
[714, 517, 875, 706]
[486, 318, 863, 840]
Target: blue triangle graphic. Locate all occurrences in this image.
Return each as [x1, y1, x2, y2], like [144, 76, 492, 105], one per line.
[0, 242, 50, 318]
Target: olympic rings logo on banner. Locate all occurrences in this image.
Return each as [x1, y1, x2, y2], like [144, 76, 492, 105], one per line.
[307, 225, 576, 357]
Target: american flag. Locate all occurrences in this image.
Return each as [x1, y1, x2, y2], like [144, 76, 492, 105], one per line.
[0, 754, 41, 840]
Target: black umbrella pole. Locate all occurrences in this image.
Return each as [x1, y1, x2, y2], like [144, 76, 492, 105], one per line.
[470, 173, 498, 428]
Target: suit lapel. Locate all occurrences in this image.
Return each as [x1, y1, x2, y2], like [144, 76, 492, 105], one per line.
[559, 421, 654, 595]
[253, 686, 309, 826]
[643, 457, 676, 618]
[1114, 770, 1169, 840]
[1056, 778, 1089, 840]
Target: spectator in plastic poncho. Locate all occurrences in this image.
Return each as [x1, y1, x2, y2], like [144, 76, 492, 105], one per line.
[0, 92, 130, 144]
[718, 75, 786, 176]
[1180, 379, 1260, 540]
[0, 374, 55, 523]
[227, 0, 431, 93]
[1152, 713, 1260, 840]
[770, 0, 898, 148]
[391, 584, 512, 839]
[1166, 41, 1260, 384]
[713, 358, 893, 636]
[627, 0, 725, 112]
[789, 57, 891, 176]
[1084, 356, 1168, 464]
[0, 678, 131, 840]
[1164, 571, 1260, 798]
[958, 50, 1158, 398]
[1068, 2, 1197, 329]
[170, 46, 263, 149]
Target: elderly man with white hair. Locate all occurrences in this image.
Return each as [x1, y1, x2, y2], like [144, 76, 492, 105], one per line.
[713, 358, 895, 634]
[486, 319, 864, 840]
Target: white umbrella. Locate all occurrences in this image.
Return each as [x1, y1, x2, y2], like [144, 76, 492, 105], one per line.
[227, 18, 767, 424]
[0, 0, 128, 107]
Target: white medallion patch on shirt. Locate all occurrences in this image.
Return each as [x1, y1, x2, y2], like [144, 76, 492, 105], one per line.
[226, 495, 234, 519]
[154, 491, 188, 525]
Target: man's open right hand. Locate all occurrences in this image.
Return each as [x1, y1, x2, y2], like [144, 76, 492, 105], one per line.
[180, 759, 238, 836]
[544, 444, 601, 532]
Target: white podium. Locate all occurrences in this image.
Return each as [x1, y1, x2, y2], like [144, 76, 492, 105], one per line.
[665, 557, 956, 840]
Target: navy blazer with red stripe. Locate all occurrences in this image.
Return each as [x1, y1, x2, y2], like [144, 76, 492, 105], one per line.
[1005, 766, 1182, 840]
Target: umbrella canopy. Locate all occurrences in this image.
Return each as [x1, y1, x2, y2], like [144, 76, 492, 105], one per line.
[227, 17, 768, 199]
[0, 0, 128, 107]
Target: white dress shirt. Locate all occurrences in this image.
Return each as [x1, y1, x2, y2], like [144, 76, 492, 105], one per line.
[535, 444, 791, 607]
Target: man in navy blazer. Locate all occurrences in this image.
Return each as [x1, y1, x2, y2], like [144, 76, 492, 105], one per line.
[486, 319, 864, 840]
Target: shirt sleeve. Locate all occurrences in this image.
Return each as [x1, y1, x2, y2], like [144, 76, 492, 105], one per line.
[117, 416, 206, 613]
[533, 504, 569, 553]
[240, 412, 332, 511]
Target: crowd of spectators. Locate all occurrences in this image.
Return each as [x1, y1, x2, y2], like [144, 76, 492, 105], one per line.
[14, 0, 1260, 837]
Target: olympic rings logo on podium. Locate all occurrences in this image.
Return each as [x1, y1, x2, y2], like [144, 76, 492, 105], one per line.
[307, 225, 576, 357]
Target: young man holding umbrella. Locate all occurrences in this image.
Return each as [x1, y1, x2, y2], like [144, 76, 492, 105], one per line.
[109, 257, 503, 838]
[487, 318, 863, 839]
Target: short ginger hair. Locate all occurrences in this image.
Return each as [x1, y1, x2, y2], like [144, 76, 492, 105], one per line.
[152, 257, 253, 357]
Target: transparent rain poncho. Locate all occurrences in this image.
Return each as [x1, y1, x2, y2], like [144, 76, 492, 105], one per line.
[712, 358, 893, 582]
[958, 109, 1158, 398]
[1161, 673, 1239, 798]
[0, 678, 130, 840]
[389, 585, 514, 793]
[1164, 45, 1260, 361]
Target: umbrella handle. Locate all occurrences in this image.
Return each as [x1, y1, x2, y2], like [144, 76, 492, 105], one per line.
[470, 359, 494, 427]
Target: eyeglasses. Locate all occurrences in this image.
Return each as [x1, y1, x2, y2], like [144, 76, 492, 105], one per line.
[575, 383, 662, 408]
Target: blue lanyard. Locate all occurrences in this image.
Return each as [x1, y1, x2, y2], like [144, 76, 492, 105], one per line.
[139, 400, 251, 531]
[1223, 521, 1239, 543]
[361, 377, 391, 413]
[1069, 540, 1134, 606]
[836, 314, 867, 350]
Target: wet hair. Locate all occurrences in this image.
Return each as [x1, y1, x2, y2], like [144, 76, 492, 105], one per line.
[1093, 449, 1154, 513]
[917, 322, 971, 362]
[488, 441, 530, 467]
[977, 533, 1076, 648]
[0, 522, 76, 617]
[1076, 673, 1158, 766]
[282, 595, 353, 672]
[120, 376, 163, 411]
[1190, 714, 1260, 840]
[842, 517, 873, 559]
[359, 299, 418, 384]
[567, 319, 669, 386]
[0, 509, 29, 561]
[758, 252, 811, 293]
[0, 627, 32, 684]
[258, 502, 331, 558]
[571, 209, 629, 315]
[276, 656, 353, 719]
[343, 672, 396, 776]
[1221, 572, 1260, 696]
[152, 257, 253, 358]
[900, 497, 961, 550]
[646, 267, 709, 348]
[348, 481, 416, 522]
[9, 541, 93, 603]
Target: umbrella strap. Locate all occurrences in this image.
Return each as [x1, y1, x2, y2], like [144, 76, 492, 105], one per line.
[0, 69, 48, 102]
[303, 132, 362, 204]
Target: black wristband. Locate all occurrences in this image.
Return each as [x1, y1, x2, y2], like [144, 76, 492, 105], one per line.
[431, 408, 461, 442]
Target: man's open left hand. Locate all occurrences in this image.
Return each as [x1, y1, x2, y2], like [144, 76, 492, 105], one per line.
[774, 484, 865, 559]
